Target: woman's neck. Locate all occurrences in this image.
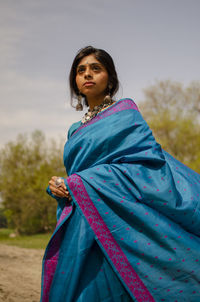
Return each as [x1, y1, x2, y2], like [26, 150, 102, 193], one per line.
[87, 95, 106, 110]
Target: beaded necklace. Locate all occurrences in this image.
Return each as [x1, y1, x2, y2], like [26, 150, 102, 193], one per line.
[81, 98, 114, 124]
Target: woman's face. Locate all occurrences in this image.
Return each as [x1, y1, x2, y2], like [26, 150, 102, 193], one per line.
[75, 54, 109, 101]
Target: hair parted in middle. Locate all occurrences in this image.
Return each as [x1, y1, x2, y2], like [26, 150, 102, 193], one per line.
[69, 46, 119, 107]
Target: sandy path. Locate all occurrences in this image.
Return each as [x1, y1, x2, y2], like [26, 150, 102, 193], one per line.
[0, 244, 44, 302]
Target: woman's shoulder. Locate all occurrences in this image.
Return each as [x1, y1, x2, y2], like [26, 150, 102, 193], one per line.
[114, 98, 138, 110]
[67, 121, 82, 139]
[117, 97, 135, 102]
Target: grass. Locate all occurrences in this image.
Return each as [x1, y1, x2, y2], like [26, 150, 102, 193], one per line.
[0, 228, 51, 249]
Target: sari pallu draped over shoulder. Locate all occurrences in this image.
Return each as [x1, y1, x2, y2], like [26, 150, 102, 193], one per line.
[41, 99, 200, 302]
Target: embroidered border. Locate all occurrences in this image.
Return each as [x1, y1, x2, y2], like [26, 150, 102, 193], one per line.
[72, 98, 138, 137]
[42, 229, 62, 302]
[67, 174, 155, 302]
[42, 205, 72, 302]
[56, 205, 73, 228]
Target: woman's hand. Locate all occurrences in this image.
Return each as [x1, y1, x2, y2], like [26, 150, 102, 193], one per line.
[49, 176, 72, 201]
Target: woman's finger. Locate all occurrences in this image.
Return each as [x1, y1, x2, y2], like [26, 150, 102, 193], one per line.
[50, 184, 70, 197]
[50, 187, 67, 198]
[49, 176, 71, 200]
[49, 178, 66, 191]
[51, 177, 67, 190]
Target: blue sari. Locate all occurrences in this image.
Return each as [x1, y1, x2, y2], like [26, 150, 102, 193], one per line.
[41, 99, 200, 302]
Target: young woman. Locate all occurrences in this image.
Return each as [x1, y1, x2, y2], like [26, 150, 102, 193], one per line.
[41, 46, 200, 302]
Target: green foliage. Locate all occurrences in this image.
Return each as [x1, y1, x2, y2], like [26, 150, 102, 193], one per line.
[0, 208, 7, 228]
[0, 130, 66, 234]
[139, 80, 200, 173]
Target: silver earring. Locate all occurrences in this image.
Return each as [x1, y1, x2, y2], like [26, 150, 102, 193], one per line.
[76, 94, 83, 111]
[104, 84, 112, 103]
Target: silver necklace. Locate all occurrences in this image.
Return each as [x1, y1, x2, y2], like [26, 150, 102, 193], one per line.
[81, 98, 114, 124]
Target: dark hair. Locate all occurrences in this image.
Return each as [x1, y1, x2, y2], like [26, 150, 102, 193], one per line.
[69, 46, 119, 107]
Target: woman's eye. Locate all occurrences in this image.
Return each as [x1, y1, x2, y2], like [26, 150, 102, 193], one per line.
[92, 65, 101, 71]
[77, 67, 85, 74]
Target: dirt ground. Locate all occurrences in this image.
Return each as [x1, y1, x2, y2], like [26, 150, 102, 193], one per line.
[0, 244, 44, 302]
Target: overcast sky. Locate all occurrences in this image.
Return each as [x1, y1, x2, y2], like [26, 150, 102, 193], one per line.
[0, 0, 200, 148]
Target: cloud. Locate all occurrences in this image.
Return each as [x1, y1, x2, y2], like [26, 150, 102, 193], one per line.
[0, 69, 85, 148]
[0, 70, 69, 109]
[1, 0, 200, 149]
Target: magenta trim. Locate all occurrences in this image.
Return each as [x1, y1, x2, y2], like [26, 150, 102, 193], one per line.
[67, 174, 155, 302]
[42, 205, 72, 302]
[42, 230, 61, 302]
[72, 98, 138, 137]
[56, 205, 73, 228]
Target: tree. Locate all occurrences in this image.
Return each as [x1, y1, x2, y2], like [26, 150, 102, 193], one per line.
[0, 208, 7, 228]
[0, 130, 66, 234]
[139, 80, 200, 173]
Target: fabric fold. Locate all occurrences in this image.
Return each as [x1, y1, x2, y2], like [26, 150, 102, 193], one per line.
[41, 98, 200, 302]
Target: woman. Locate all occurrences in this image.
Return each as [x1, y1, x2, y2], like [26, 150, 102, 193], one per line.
[41, 46, 200, 302]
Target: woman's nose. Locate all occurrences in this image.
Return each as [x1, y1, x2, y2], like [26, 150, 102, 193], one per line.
[84, 68, 92, 79]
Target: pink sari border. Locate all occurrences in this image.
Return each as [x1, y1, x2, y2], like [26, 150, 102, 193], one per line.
[42, 205, 72, 302]
[56, 205, 73, 228]
[72, 98, 138, 137]
[42, 230, 61, 302]
[67, 174, 155, 302]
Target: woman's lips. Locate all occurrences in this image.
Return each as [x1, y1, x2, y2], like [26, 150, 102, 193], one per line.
[84, 82, 95, 87]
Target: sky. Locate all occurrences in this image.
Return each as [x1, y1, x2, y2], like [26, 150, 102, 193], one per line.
[0, 0, 200, 148]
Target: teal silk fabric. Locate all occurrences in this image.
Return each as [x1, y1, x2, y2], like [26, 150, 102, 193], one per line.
[41, 99, 200, 302]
